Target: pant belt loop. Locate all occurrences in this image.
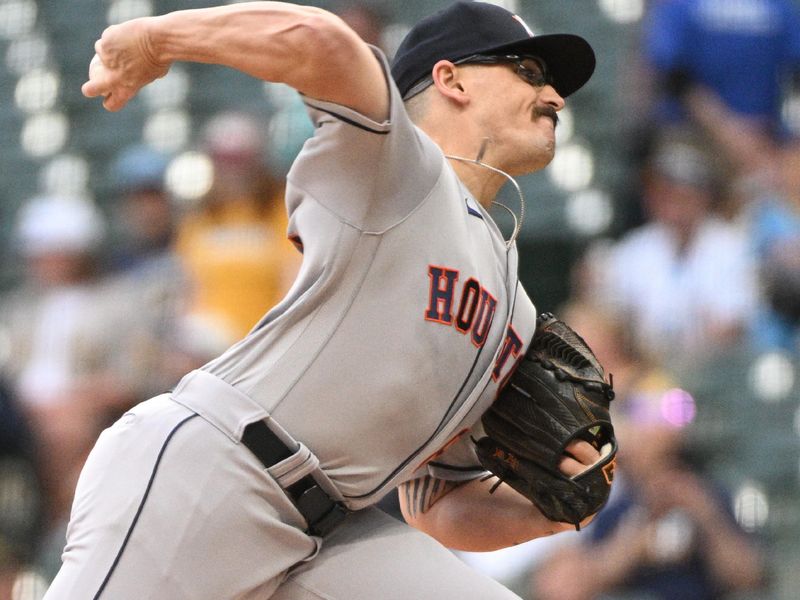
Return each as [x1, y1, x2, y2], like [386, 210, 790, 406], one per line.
[241, 420, 348, 537]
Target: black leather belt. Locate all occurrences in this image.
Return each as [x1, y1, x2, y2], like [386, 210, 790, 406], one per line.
[241, 420, 347, 537]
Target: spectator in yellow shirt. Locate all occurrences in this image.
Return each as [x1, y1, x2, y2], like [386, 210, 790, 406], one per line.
[175, 111, 302, 344]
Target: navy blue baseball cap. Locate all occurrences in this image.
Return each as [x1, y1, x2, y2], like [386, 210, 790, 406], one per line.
[391, 1, 595, 99]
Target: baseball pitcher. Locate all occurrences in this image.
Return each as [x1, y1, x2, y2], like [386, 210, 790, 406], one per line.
[44, 2, 616, 598]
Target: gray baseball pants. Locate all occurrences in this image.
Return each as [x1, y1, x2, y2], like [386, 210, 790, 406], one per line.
[43, 393, 520, 599]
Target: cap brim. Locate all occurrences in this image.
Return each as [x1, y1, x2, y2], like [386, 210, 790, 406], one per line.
[485, 33, 595, 97]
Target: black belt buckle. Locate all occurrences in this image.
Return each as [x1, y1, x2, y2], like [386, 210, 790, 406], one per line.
[295, 484, 348, 537]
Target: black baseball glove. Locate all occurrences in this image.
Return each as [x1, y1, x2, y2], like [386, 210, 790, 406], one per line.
[474, 312, 617, 529]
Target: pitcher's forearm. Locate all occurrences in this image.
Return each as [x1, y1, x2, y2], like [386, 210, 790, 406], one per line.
[402, 477, 575, 552]
[150, 4, 354, 89]
[92, 2, 387, 117]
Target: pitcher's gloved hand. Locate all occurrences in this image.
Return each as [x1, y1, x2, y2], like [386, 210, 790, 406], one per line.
[475, 312, 617, 529]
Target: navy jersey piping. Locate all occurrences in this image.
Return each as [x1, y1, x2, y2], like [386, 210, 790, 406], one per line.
[303, 103, 390, 135]
[465, 198, 484, 219]
[94, 414, 199, 599]
[427, 461, 484, 472]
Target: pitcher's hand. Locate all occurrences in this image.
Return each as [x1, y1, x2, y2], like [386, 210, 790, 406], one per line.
[82, 18, 169, 111]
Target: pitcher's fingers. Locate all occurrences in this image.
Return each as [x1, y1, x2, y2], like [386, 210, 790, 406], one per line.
[103, 88, 133, 112]
[565, 439, 601, 466]
[82, 70, 113, 98]
[81, 80, 96, 97]
[103, 92, 124, 112]
[558, 455, 585, 478]
[83, 54, 108, 98]
[82, 79, 104, 98]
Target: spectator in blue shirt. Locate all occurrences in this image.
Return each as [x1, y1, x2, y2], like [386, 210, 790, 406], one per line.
[643, 0, 800, 134]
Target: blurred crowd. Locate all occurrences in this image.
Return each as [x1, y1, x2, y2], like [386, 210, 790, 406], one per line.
[1, 0, 800, 598]
[0, 107, 303, 596]
[460, 1, 800, 599]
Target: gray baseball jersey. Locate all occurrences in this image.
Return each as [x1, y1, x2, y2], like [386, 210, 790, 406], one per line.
[45, 49, 537, 600]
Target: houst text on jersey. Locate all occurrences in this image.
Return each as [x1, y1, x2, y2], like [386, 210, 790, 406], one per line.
[424, 265, 523, 383]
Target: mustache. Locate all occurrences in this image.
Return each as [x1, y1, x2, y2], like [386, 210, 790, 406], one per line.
[534, 106, 559, 128]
